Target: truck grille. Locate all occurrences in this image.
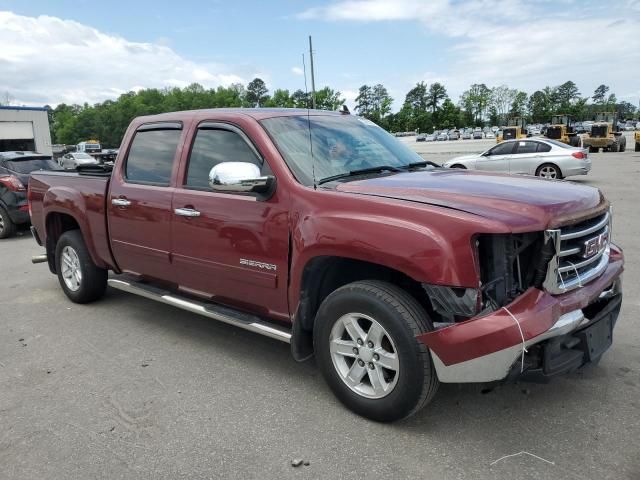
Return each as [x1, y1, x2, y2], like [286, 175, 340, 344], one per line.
[543, 211, 610, 294]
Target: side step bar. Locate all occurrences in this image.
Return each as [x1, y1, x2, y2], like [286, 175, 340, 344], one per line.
[107, 278, 292, 343]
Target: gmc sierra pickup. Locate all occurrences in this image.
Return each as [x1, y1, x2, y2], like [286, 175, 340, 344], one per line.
[28, 109, 624, 421]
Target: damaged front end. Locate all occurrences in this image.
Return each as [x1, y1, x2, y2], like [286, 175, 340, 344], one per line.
[418, 211, 624, 384]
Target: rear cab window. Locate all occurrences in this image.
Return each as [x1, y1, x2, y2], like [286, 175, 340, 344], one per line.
[124, 123, 182, 185]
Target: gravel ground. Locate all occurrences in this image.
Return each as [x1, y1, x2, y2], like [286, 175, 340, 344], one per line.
[1, 137, 639, 479]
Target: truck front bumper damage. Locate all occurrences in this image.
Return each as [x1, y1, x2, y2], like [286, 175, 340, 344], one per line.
[418, 246, 623, 383]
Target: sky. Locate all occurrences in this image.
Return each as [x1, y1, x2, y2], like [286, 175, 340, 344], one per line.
[0, 0, 639, 111]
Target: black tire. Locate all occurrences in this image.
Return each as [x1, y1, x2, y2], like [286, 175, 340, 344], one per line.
[610, 142, 619, 153]
[55, 230, 107, 303]
[635, 142, 640, 152]
[314, 280, 439, 422]
[450, 164, 466, 169]
[535, 163, 563, 179]
[589, 146, 599, 153]
[569, 136, 580, 147]
[0, 206, 16, 239]
[619, 137, 626, 152]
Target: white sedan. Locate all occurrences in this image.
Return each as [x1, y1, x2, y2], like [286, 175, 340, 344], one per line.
[59, 152, 99, 170]
[442, 138, 591, 179]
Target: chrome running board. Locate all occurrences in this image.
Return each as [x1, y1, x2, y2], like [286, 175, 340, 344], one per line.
[107, 278, 292, 343]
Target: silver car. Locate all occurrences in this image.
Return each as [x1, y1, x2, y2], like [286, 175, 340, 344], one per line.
[442, 138, 591, 179]
[59, 152, 99, 170]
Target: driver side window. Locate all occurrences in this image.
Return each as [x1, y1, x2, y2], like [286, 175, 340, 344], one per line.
[488, 142, 515, 156]
[185, 128, 262, 190]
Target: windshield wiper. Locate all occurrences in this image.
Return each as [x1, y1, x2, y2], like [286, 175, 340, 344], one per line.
[401, 160, 441, 169]
[318, 165, 403, 185]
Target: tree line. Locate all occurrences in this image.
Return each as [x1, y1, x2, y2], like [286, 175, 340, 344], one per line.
[360, 81, 637, 134]
[32, 78, 638, 147]
[45, 79, 344, 147]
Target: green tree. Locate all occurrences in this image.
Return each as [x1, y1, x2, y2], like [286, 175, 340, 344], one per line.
[245, 78, 269, 107]
[315, 87, 345, 111]
[592, 84, 609, 104]
[427, 82, 447, 114]
[510, 91, 528, 117]
[460, 83, 491, 125]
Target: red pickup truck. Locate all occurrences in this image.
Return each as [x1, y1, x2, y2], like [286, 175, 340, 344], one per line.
[28, 109, 624, 421]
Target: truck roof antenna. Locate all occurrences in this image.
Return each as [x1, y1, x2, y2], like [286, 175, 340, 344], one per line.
[302, 51, 317, 190]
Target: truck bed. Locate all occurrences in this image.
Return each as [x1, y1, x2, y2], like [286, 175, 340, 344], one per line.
[29, 169, 116, 270]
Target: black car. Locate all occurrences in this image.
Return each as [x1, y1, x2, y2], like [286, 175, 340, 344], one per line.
[0, 151, 61, 238]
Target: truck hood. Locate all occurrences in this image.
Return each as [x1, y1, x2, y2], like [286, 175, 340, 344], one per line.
[335, 169, 604, 231]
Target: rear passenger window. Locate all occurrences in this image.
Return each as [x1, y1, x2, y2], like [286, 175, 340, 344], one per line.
[125, 129, 181, 185]
[185, 129, 261, 189]
[537, 143, 552, 153]
[515, 141, 537, 154]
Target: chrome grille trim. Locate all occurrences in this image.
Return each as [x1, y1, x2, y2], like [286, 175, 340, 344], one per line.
[543, 210, 611, 294]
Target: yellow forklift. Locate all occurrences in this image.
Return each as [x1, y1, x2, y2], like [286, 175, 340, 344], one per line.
[545, 114, 582, 147]
[496, 117, 528, 143]
[583, 112, 626, 153]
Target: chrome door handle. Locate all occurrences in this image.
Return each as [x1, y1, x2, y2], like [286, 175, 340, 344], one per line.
[174, 208, 201, 217]
[112, 198, 131, 207]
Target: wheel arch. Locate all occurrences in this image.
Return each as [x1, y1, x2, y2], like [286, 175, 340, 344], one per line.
[290, 255, 435, 361]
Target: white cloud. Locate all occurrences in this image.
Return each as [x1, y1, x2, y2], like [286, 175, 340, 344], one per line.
[0, 11, 249, 106]
[291, 66, 304, 76]
[299, 0, 640, 105]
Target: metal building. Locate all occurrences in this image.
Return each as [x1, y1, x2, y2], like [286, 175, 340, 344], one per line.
[0, 106, 53, 156]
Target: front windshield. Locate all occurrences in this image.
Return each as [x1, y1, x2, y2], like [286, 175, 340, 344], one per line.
[261, 115, 426, 186]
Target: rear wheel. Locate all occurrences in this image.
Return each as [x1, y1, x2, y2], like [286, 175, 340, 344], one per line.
[635, 142, 640, 152]
[619, 137, 626, 152]
[569, 135, 581, 147]
[450, 164, 466, 169]
[610, 141, 619, 153]
[536, 163, 562, 179]
[0, 207, 16, 239]
[55, 230, 107, 303]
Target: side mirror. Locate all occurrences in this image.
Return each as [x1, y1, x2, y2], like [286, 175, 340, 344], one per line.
[209, 162, 275, 195]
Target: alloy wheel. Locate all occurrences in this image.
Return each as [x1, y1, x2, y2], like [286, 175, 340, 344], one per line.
[61, 246, 82, 291]
[329, 313, 399, 399]
[539, 166, 558, 179]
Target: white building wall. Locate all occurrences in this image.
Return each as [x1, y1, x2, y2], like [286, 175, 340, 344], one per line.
[0, 107, 53, 156]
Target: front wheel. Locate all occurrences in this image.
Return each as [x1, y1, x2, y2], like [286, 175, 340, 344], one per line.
[314, 280, 439, 422]
[536, 163, 562, 179]
[55, 230, 107, 303]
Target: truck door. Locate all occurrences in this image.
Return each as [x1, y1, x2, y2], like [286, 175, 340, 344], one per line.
[107, 122, 183, 281]
[171, 123, 290, 321]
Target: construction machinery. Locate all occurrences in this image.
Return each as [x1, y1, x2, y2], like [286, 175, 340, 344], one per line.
[582, 112, 626, 153]
[545, 115, 582, 147]
[496, 117, 528, 143]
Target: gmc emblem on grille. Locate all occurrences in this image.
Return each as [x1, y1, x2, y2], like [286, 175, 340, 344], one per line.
[582, 231, 609, 258]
